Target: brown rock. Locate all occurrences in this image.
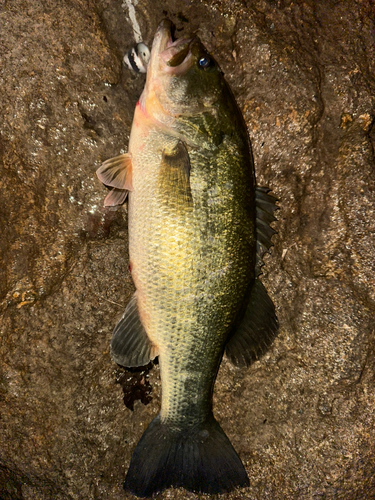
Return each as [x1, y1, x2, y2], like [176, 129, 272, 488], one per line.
[1, 0, 374, 499]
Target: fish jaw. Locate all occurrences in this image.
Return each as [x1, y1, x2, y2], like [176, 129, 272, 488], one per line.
[140, 20, 174, 122]
[146, 19, 193, 81]
[145, 19, 174, 79]
[140, 20, 198, 125]
[138, 19, 173, 125]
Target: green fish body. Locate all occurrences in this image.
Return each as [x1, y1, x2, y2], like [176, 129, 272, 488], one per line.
[97, 19, 278, 497]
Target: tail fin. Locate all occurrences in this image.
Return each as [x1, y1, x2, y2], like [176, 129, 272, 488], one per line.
[124, 414, 249, 497]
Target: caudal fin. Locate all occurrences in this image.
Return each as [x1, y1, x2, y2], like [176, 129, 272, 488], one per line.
[124, 414, 249, 497]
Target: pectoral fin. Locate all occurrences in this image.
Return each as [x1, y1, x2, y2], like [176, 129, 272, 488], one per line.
[158, 141, 192, 207]
[111, 293, 159, 367]
[96, 153, 133, 207]
[103, 188, 129, 207]
[225, 279, 278, 367]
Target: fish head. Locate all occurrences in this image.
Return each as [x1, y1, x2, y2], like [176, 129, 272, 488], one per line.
[141, 20, 225, 125]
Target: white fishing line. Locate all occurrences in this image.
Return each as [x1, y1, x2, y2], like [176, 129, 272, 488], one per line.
[122, 0, 142, 42]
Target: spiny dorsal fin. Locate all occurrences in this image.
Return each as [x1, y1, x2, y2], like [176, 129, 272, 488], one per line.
[96, 153, 133, 207]
[255, 186, 278, 276]
[111, 293, 159, 368]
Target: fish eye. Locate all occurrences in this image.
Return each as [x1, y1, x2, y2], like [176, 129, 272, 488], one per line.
[198, 56, 212, 69]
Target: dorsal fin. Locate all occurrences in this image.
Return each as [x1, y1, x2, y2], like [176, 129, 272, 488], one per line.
[225, 278, 278, 367]
[255, 186, 278, 276]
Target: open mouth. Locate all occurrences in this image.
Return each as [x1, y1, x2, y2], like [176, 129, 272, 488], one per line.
[161, 39, 192, 67]
[155, 20, 194, 72]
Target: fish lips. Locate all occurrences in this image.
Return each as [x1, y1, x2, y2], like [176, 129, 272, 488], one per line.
[150, 19, 195, 75]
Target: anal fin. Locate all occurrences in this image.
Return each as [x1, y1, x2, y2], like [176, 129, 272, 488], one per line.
[225, 279, 278, 367]
[111, 293, 158, 367]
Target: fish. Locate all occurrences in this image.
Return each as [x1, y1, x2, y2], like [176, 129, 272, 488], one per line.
[96, 19, 278, 497]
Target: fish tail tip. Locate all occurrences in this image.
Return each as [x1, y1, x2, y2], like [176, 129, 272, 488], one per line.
[123, 414, 249, 497]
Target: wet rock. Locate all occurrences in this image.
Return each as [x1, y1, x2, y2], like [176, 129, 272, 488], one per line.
[0, 0, 374, 499]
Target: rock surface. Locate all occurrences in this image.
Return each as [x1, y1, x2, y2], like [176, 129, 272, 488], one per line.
[0, 0, 374, 499]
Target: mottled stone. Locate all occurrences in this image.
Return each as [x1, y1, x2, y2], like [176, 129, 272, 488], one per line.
[0, 0, 374, 499]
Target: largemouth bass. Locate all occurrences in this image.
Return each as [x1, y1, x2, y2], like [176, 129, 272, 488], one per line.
[97, 19, 278, 497]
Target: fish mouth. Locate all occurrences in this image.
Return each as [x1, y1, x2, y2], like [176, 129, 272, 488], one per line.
[150, 19, 195, 75]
